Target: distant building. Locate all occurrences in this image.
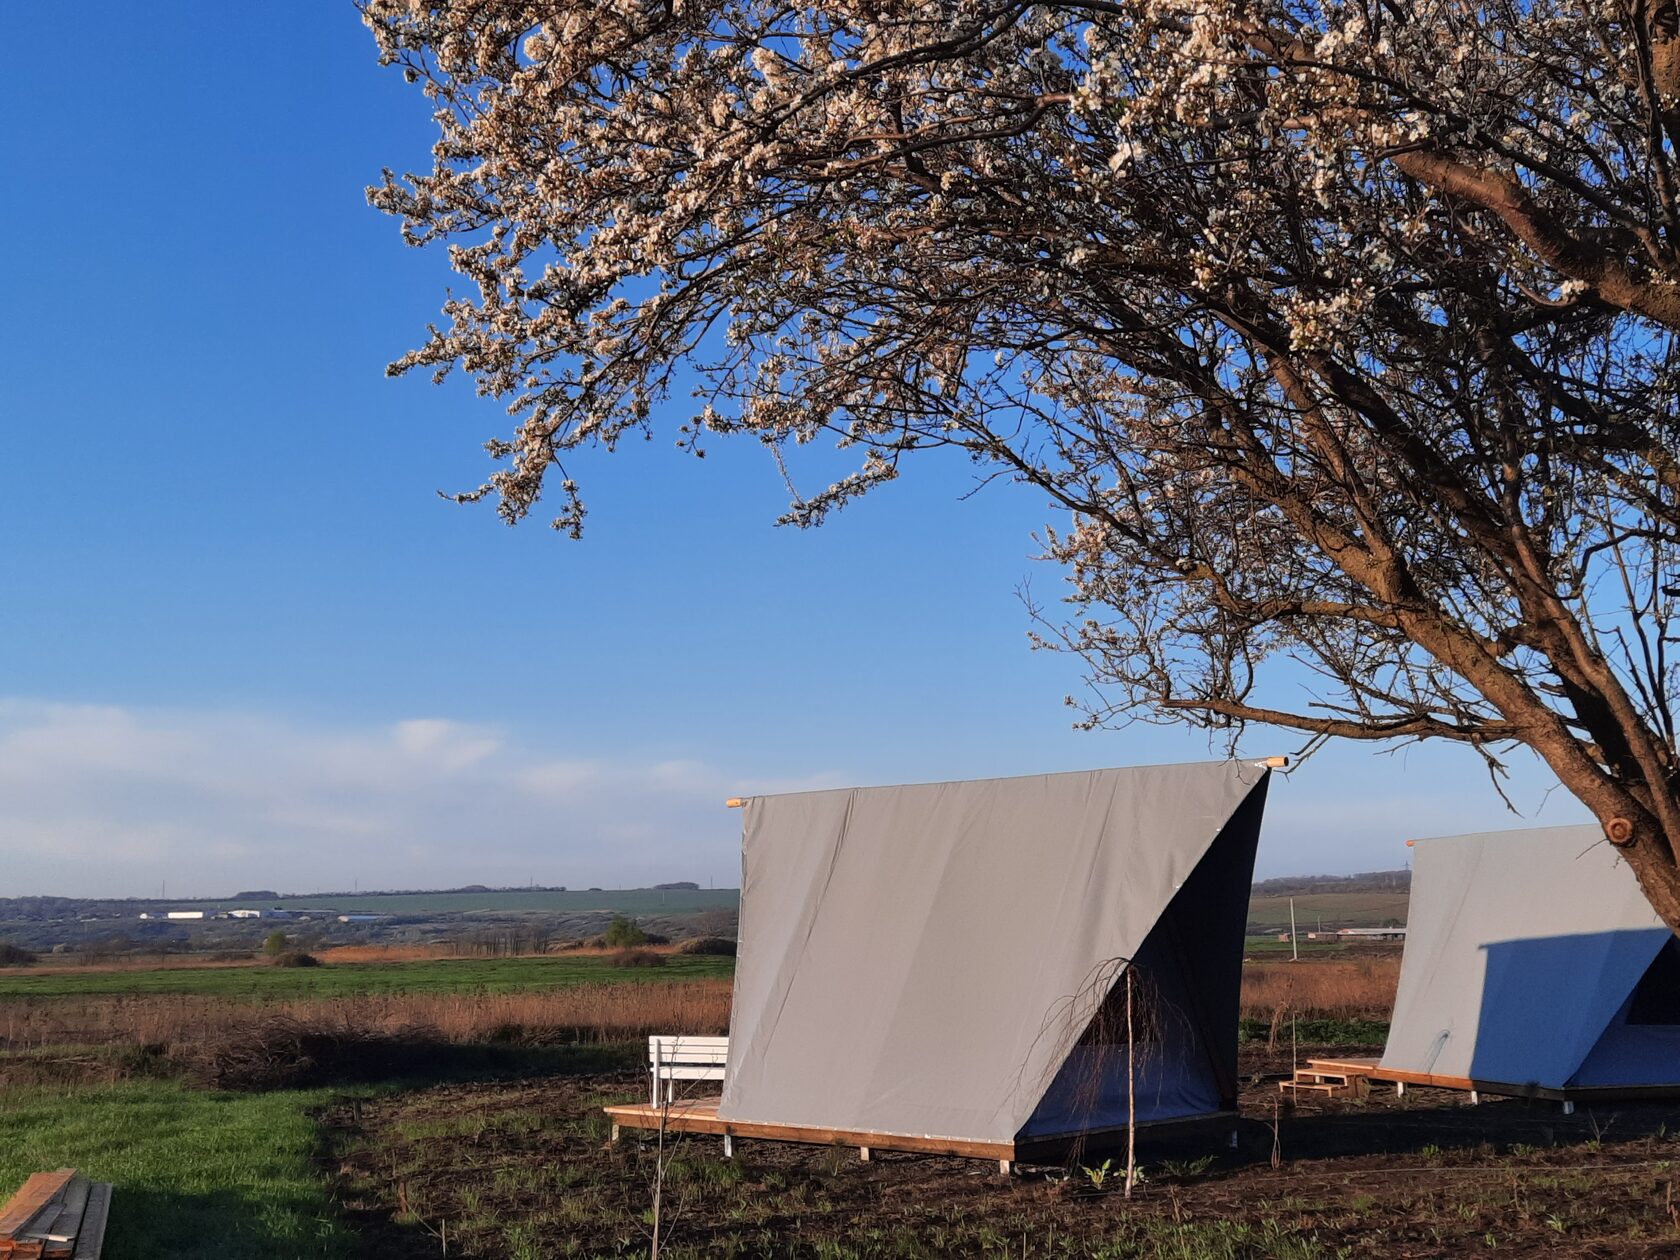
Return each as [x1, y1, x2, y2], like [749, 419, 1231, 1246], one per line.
[165, 910, 205, 920]
[1335, 926, 1406, 940]
[227, 908, 292, 920]
[337, 914, 389, 923]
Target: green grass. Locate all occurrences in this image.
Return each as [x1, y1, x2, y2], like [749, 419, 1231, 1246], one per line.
[196, 887, 741, 916]
[1246, 892, 1409, 932]
[0, 1080, 353, 1259]
[1238, 1016, 1390, 1043]
[0, 952, 734, 999]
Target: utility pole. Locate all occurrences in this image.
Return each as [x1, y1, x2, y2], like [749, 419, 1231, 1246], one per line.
[1289, 897, 1299, 962]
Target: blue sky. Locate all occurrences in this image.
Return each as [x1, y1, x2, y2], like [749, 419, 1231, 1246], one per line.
[0, 5, 1588, 897]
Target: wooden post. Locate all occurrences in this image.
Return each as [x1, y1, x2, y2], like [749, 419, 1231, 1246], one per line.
[858, 1147, 871, 1162]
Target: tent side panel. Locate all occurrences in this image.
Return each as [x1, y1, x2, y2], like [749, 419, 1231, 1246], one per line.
[1017, 779, 1266, 1138]
[1380, 825, 1668, 1088]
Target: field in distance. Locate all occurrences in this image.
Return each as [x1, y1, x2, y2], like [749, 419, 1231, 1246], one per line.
[1246, 890, 1410, 932]
[0, 952, 733, 999]
[197, 886, 740, 916]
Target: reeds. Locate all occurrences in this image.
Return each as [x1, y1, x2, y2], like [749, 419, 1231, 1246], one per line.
[0, 980, 732, 1055]
[1239, 958, 1399, 1022]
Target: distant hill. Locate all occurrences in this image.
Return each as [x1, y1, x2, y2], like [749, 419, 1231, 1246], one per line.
[1251, 869, 1410, 898]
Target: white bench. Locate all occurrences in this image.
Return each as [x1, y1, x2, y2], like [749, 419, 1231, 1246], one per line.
[649, 1035, 729, 1107]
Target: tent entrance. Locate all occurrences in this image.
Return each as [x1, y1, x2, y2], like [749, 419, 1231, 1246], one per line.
[1016, 782, 1264, 1141]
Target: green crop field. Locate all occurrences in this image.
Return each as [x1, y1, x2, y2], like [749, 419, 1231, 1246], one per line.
[1246, 891, 1409, 932]
[194, 887, 740, 916]
[0, 953, 733, 1000]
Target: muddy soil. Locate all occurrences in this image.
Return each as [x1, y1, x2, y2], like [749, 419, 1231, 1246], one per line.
[324, 1043, 1680, 1258]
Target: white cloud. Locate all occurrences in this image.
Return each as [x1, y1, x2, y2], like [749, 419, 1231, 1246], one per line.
[0, 698, 1593, 897]
[0, 699, 839, 897]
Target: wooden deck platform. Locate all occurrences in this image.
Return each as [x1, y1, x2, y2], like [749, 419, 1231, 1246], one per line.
[1286, 1058, 1680, 1109]
[604, 1097, 1238, 1169]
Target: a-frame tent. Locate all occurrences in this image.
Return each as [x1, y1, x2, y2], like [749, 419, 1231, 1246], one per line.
[1380, 824, 1680, 1100]
[709, 760, 1273, 1159]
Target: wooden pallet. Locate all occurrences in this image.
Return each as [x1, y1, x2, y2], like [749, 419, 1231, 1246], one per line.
[0, 1171, 111, 1259]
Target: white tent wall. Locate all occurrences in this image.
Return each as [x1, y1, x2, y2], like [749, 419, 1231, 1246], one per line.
[718, 761, 1272, 1144]
[1381, 824, 1678, 1090]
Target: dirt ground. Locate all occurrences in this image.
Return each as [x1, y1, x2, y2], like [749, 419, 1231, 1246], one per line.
[322, 1043, 1680, 1258]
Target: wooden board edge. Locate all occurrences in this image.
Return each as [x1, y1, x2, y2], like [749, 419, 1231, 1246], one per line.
[602, 1104, 1015, 1160]
[0, 1171, 78, 1241]
[68, 1185, 109, 1260]
[20, 1175, 89, 1246]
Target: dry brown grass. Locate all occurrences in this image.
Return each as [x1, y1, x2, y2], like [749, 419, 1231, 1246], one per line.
[1240, 957, 1399, 1022]
[0, 980, 732, 1057]
[0, 955, 1391, 1071]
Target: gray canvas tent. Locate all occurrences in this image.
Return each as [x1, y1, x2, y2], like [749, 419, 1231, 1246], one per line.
[1381, 824, 1680, 1097]
[713, 760, 1273, 1155]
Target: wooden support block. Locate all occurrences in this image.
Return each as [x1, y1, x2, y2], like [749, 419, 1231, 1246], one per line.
[858, 1147, 871, 1162]
[998, 1159, 1014, 1176]
[722, 1134, 733, 1159]
[1561, 1101, 1575, 1116]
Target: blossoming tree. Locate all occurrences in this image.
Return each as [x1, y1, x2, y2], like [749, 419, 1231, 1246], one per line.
[362, 0, 1680, 927]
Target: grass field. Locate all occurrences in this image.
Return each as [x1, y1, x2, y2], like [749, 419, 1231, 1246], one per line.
[0, 1080, 354, 1259]
[0, 933, 1417, 1255]
[1245, 891, 1409, 931]
[0, 952, 733, 1000]
[194, 887, 741, 916]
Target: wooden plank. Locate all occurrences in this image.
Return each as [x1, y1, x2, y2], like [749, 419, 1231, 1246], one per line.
[1303, 1058, 1381, 1073]
[602, 1099, 1018, 1160]
[602, 1100, 1237, 1166]
[1316, 1058, 1680, 1103]
[0, 1171, 76, 1242]
[68, 1185, 109, 1260]
[21, 1176, 89, 1259]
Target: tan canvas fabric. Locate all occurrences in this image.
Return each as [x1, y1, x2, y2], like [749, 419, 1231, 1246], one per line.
[717, 761, 1271, 1142]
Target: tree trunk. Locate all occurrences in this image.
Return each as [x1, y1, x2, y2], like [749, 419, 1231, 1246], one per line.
[1616, 827, 1680, 936]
